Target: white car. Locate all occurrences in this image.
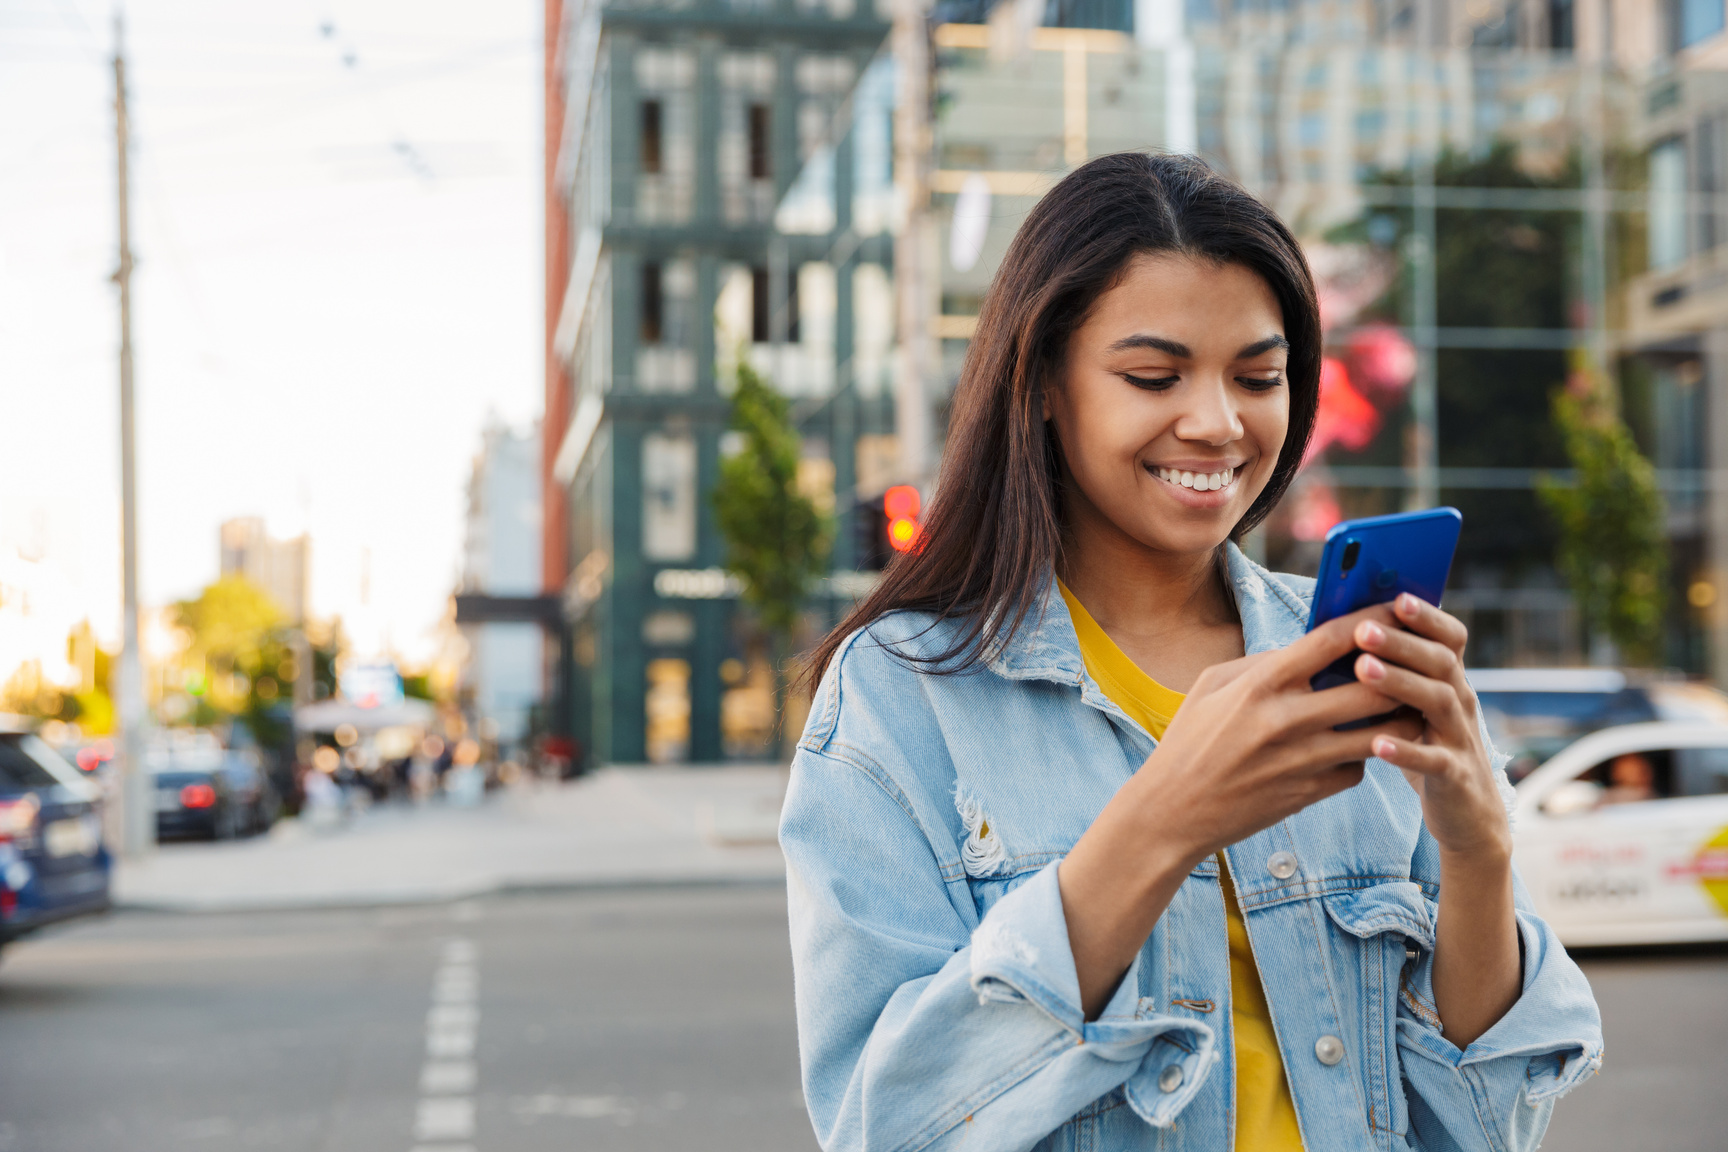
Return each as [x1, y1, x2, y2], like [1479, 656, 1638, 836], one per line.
[1512, 721, 1728, 946]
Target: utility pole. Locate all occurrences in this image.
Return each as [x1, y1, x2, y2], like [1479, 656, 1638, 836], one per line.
[892, 0, 934, 489]
[113, 15, 152, 858]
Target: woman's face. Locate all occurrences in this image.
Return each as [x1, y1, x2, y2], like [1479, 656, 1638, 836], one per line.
[1046, 252, 1291, 560]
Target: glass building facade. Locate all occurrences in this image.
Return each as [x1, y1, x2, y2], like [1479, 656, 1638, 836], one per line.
[545, 0, 1728, 766]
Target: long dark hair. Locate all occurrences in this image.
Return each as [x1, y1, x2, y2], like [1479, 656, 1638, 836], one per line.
[809, 152, 1321, 685]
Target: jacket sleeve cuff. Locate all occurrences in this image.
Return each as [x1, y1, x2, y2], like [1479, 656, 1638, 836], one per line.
[1398, 905, 1604, 1102]
[968, 860, 1219, 1126]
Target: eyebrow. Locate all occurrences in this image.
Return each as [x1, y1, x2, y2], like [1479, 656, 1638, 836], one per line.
[1236, 335, 1290, 358]
[1103, 333, 1289, 359]
[1105, 334, 1192, 357]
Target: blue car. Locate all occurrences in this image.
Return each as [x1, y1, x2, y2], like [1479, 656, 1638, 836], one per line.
[0, 723, 111, 955]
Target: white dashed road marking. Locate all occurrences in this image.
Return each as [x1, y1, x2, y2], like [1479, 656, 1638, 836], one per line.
[415, 933, 479, 1151]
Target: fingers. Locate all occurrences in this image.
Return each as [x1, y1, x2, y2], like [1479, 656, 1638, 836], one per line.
[1369, 733, 1452, 776]
[1391, 593, 1469, 656]
[1275, 603, 1400, 684]
[1353, 617, 1465, 688]
[1285, 679, 1403, 731]
[1354, 651, 1473, 741]
[1277, 715, 1423, 778]
[1190, 650, 1273, 696]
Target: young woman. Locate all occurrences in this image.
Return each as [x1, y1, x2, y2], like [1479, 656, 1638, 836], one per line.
[780, 153, 1602, 1152]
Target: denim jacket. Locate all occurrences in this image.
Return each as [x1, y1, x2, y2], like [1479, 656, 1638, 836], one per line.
[781, 544, 1603, 1152]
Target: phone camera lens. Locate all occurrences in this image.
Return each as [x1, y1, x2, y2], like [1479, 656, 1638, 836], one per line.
[1340, 539, 1361, 572]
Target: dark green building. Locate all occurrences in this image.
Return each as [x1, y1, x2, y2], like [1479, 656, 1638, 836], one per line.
[544, 0, 897, 765]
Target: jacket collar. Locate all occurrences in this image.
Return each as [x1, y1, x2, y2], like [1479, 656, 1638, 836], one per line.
[984, 542, 1312, 687]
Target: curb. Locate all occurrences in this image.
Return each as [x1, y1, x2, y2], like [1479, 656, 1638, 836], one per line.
[111, 869, 788, 915]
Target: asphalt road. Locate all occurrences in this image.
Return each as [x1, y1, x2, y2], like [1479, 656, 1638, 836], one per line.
[0, 886, 1721, 1152]
[0, 887, 815, 1152]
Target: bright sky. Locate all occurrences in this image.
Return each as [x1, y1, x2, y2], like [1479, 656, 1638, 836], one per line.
[0, 0, 540, 674]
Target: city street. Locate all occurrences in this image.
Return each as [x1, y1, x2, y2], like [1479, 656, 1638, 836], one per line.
[1, 883, 1723, 1152]
[0, 887, 814, 1152]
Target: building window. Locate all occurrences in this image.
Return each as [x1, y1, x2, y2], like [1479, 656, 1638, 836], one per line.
[642, 431, 697, 561]
[750, 267, 800, 344]
[635, 50, 695, 223]
[645, 657, 691, 764]
[641, 99, 663, 174]
[641, 261, 663, 344]
[749, 104, 771, 179]
[720, 52, 776, 224]
[637, 258, 695, 393]
[751, 267, 771, 343]
[1700, 117, 1723, 252]
[1651, 138, 1689, 271]
[1678, 0, 1727, 49]
[1549, 0, 1574, 49]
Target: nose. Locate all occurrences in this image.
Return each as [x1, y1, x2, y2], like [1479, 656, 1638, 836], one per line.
[1171, 376, 1244, 446]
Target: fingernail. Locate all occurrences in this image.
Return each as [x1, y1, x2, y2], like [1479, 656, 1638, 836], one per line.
[1357, 654, 1387, 680]
[1397, 593, 1419, 616]
[1372, 736, 1396, 759]
[1358, 621, 1385, 646]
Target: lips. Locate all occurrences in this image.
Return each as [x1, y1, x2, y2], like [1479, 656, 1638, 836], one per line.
[1149, 464, 1237, 493]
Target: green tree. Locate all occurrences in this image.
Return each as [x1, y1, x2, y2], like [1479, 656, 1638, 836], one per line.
[712, 361, 833, 752]
[1538, 361, 1668, 666]
[171, 576, 298, 745]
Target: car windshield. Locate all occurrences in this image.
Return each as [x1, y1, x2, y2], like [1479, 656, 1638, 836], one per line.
[0, 733, 100, 795]
[153, 770, 217, 789]
[1475, 689, 1658, 780]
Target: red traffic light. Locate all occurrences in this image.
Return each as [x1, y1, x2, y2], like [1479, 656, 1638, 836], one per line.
[884, 485, 920, 520]
[884, 485, 921, 553]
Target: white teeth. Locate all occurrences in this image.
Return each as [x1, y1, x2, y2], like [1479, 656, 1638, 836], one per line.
[1155, 466, 1236, 491]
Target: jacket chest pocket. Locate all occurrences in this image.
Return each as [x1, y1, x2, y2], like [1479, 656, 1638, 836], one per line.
[1323, 882, 1436, 1145]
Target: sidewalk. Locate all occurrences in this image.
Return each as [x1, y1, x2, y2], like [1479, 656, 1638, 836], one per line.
[113, 766, 789, 912]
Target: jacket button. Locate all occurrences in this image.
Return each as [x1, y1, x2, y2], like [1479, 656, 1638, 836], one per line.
[1158, 1063, 1185, 1093]
[1315, 1035, 1345, 1066]
[1266, 851, 1298, 879]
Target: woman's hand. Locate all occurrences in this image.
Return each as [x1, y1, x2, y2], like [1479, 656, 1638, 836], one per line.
[1123, 603, 1424, 870]
[1350, 593, 1508, 859]
[1349, 593, 1521, 1048]
[1059, 604, 1423, 1018]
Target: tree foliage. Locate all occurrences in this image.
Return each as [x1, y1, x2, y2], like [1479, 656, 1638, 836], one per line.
[712, 361, 833, 639]
[713, 361, 833, 753]
[1537, 364, 1667, 665]
[170, 576, 298, 744]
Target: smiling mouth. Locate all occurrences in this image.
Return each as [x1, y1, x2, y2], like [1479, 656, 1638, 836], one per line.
[1150, 464, 1238, 493]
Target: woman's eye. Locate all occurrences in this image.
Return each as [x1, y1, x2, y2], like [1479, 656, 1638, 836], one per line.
[1123, 373, 1180, 391]
[1236, 374, 1284, 391]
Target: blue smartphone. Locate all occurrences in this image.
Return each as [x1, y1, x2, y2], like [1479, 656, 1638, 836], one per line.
[1305, 507, 1463, 694]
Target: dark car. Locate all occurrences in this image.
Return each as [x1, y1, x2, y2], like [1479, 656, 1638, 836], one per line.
[152, 750, 278, 840]
[1468, 667, 1728, 781]
[0, 724, 111, 954]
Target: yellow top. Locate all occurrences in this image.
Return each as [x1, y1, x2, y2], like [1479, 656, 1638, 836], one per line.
[1058, 580, 1305, 1152]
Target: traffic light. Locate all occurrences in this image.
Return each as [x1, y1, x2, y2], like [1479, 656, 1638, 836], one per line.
[855, 486, 924, 570]
[884, 485, 921, 554]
